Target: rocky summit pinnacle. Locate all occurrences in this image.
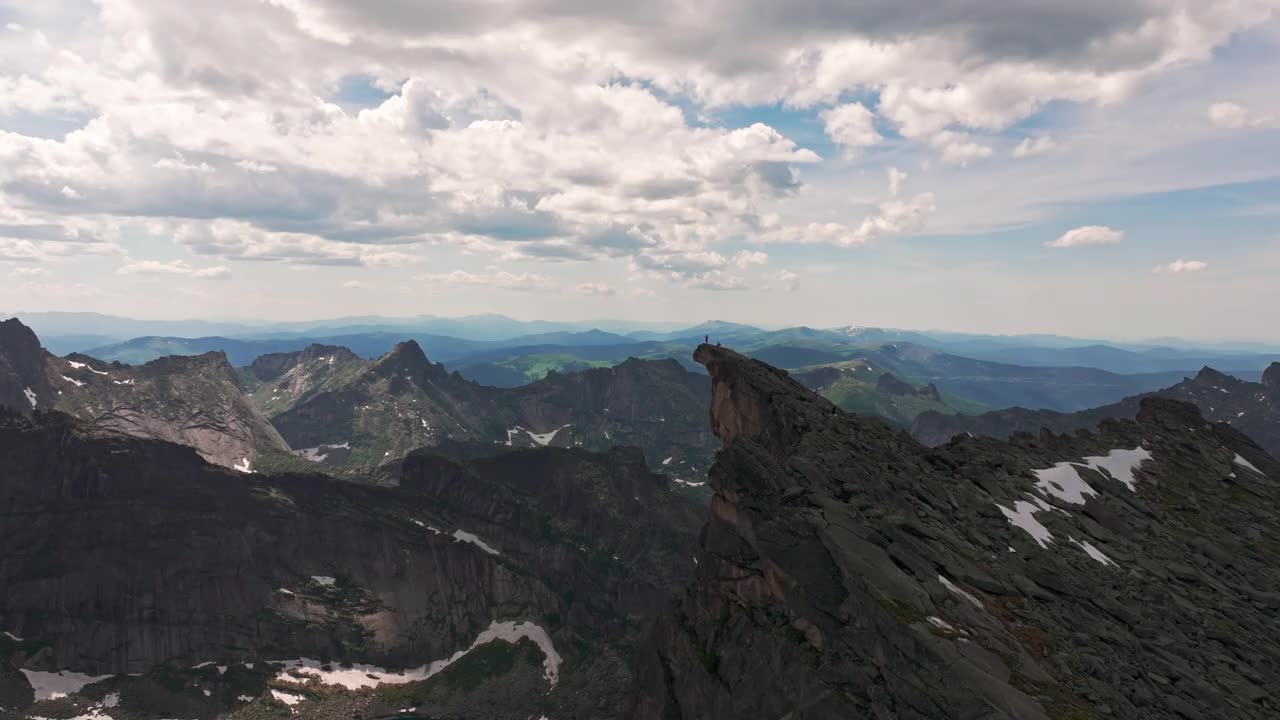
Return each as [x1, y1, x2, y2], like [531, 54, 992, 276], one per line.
[629, 344, 1280, 720]
[1265, 361, 1280, 391]
[0, 317, 287, 469]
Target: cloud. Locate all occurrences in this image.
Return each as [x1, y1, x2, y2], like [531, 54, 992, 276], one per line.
[732, 250, 769, 268]
[116, 258, 232, 279]
[1046, 225, 1124, 248]
[342, 280, 365, 289]
[1208, 101, 1273, 129]
[575, 282, 616, 296]
[820, 103, 882, 154]
[8, 266, 48, 278]
[1153, 259, 1208, 274]
[771, 269, 799, 292]
[175, 220, 416, 266]
[686, 271, 747, 291]
[931, 132, 994, 165]
[1013, 135, 1058, 158]
[417, 269, 559, 291]
[887, 167, 908, 196]
[0, 1, 1262, 276]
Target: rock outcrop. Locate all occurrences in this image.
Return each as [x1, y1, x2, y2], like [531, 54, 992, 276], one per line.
[0, 318, 52, 416]
[629, 344, 1280, 720]
[0, 318, 288, 470]
[0, 409, 702, 720]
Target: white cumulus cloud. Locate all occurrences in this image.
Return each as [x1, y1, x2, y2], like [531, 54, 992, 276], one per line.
[1046, 225, 1124, 248]
[820, 103, 882, 154]
[1153, 259, 1208, 274]
[1013, 135, 1058, 158]
[117, 259, 231, 279]
[418, 269, 559, 291]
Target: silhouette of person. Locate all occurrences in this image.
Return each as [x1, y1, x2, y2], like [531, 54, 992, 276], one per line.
[704, 334, 709, 344]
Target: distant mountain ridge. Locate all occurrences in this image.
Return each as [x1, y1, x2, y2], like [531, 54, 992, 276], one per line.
[912, 364, 1280, 458]
[242, 341, 718, 481]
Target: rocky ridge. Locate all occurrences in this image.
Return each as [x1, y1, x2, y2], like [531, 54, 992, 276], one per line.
[629, 344, 1279, 719]
[912, 363, 1280, 457]
[247, 342, 716, 482]
[0, 318, 287, 470]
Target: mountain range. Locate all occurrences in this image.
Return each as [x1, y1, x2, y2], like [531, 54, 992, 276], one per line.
[0, 319, 717, 484]
[0, 318, 287, 470]
[3, 340, 1278, 719]
[913, 363, 1280, 458]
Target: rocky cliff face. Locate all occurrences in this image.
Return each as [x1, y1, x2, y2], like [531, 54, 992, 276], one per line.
[629, 344, 1280, 720]
[0, 409, 702, 720]
[0, 318, 52, 416]
[912, 364, 1280, 458]
[0, 318, 288, 470]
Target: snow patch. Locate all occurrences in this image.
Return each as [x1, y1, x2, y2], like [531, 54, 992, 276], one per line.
[938, 575, 983, 609]
[68, 361, 108, 375]
[996, 499, 1055, 547]
[272, 689, 305, 706]
[1080, 447, 1152, 492]
[1234, 454, 1265, 476]
[294, 442, 349, 463]
[671, 477, 707, 488]
[1032, 463, 1097, 505]
[1033, 447, 1153, 501]
[927, 616, 956, 632]
[233, 457, 252, 473]
[310, 575, 335, 586]
[411, 519, 443, 534]
[238, 694, 255, 702]
[1071, 537, 1116, 566]
[4, 631, 22, 641]
[112, 379, 135, 386]
[272, 620, 562, 689]
[662, 457, 673, 465]
[505, 424, 571, 447]
[23, 387, 36, 408]
[61, 375, 85, 387]
[20, 669, 112, 700]
[453, 529, 500, 555]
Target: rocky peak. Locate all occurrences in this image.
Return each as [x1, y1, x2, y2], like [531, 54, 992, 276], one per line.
[299, 343, 360, 365]
[693, 342, 837, 456]
[1264, 362, 1280, 392]
[1193, 365, 1231, 384]
[374, 340, 450, 383]
[0, 318, 44, 368]
[0, 317, 53, 415]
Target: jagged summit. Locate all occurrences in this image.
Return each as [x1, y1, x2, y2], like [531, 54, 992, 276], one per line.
[632, 344, 1280, 720]
[0, 318, 286, 469]
[1194, 365, 1232, 382]
[1265, 361, 1280, 390]
[373, 339, 454, 383]
[0, 317, 53, 415]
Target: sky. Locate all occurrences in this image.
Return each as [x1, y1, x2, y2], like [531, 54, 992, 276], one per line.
[0, 1, 1278, 341]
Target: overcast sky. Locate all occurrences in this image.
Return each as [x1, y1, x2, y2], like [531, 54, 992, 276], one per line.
[1, 1, 1278, 340]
